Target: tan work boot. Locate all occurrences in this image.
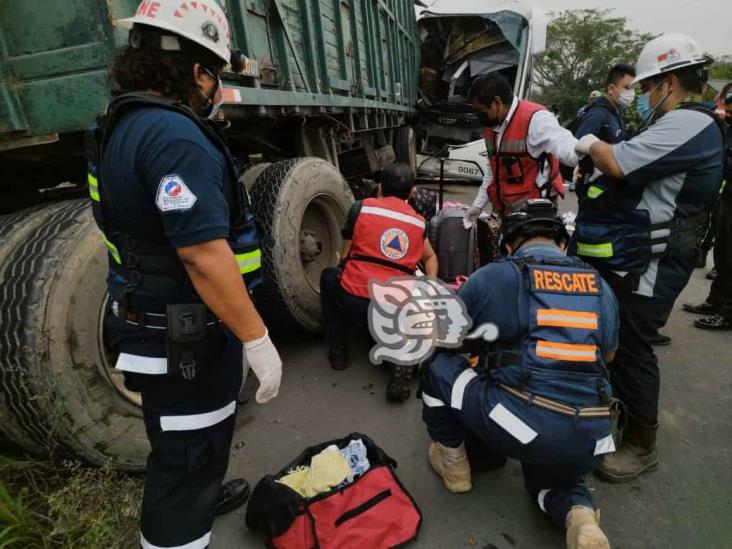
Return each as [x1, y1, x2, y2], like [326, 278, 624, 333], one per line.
[428, 442, 472, 493]
[566, 506, 610, 549]
[595, 417, 659, 483]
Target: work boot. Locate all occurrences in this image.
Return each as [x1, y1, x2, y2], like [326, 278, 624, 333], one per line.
[648, 332, 671, 346]
[215, 479, 251, 515]
[428, 442, 472, 493]
[386, 364, 415, 402]
[328, 343, 349, 371]
[565, 506, 610, 549]
[682, 300, 719, 315]
[595, 417, 659, 483]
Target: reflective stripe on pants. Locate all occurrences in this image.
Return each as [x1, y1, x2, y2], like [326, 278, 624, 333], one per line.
[141, 531, 211, 549]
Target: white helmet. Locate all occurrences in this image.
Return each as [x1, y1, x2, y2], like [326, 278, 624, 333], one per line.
[631, 33, 709, 85]
[119, 0, 231, 64]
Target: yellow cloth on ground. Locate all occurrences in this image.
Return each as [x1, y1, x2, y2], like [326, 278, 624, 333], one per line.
[277, 446, 352, 498]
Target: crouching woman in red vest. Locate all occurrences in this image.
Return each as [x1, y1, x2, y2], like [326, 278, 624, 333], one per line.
[320, 163, 438, 402]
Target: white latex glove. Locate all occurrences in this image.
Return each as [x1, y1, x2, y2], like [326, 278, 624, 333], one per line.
[575, 134, 599, 156]
[243, 329, 282, 403]
[463, 206, 482, 229]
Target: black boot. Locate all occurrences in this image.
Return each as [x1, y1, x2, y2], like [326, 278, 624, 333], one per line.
[328, 332, 350, 370]
[386, 364, 415, 402]
[328, 344, 350, 370]
[215, 479, 251, 515]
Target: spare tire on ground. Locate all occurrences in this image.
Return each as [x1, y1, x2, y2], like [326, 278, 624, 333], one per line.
[0, 199, 147, 471]
[250, 158, 354, 331]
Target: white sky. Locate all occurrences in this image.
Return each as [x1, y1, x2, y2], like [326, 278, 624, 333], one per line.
[532, 0, 731, 56]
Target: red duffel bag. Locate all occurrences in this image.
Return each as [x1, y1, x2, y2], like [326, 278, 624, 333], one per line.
[245, 433, 422, 548]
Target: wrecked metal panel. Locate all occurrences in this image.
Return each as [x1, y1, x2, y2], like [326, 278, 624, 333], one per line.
[481, 11, 524, 51]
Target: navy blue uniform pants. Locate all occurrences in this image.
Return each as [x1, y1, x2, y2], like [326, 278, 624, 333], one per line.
[421, 353, 611, 529]
[602, 272, 674, 425]
[320, 267, 371, 348]
[108, 311, 243, 549]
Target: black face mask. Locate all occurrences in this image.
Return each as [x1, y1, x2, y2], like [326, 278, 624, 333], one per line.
[477, 112, 500, 127]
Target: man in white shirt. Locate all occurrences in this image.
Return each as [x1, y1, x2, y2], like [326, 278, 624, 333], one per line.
[463, 73, 580, 227]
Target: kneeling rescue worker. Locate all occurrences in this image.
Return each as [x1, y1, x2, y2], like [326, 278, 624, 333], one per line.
[86, 1, 282, 547]
[320, 163, 438, 402]
[421, 200, 619, 549]
[571, 33, 725, 482]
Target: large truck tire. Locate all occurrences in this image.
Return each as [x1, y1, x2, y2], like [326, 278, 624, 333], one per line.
[0, 200, 147, 471]
[250, 158, 354, 331]
[393, 126, 417, 174]
[239, 162, 271, 194]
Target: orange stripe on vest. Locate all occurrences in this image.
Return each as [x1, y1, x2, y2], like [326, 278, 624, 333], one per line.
[536, 309, 599, 330]
[536, 340, 598, 362]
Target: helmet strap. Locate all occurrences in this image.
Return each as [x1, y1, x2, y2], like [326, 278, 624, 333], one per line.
[194, 66, 221, 117]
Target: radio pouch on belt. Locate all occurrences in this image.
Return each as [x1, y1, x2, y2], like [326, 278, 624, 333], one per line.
[166, 303, 208, 380]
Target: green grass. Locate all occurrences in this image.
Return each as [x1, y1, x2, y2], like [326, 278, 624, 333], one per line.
[0, 456, 142, 548]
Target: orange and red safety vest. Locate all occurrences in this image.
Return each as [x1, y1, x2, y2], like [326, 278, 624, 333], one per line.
[340, 196, 425, 298]
[484, 100, 565, 212]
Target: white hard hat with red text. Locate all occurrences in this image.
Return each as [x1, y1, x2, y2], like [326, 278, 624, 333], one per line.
[119, 0, 231, 63]
[632, 33, 709, 85]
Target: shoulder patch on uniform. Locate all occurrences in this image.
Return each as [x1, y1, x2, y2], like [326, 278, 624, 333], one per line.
[155, 175, 197, 212]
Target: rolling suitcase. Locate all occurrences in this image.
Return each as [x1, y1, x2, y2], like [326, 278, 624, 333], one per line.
[428, 206, 477, 283]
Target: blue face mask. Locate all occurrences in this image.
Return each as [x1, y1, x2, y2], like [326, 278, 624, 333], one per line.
[637, 93, 650, 120]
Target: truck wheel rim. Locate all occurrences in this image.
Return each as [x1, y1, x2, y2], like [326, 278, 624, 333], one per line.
[299, 193, 344, 291]
[96, 295, 142, 407]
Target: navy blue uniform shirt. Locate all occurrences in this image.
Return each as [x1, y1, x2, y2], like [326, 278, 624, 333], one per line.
[458, 242, 619, 355]
[574, 97, 626, 143]
[101, 107, 233, 306]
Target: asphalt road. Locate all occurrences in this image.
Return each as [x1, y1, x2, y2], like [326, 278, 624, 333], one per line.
[214, 185, 732, 548]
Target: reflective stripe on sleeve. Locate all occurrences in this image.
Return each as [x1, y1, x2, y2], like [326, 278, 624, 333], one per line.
[360, 206, 426, 229]
[536, 309, 598, 330]
[88, 173, 100, 202]
[235, 249, 262, 274]
[450, 369, 478, 411]
[141, 531, 211, 549]
[421, 393, 446, 408]
[159, 401, 236, 432]
[103, 234, 122, 264]
[536, 340, 597, 363]
[116, 353, 168, 375]
[576, 242, 613, 258]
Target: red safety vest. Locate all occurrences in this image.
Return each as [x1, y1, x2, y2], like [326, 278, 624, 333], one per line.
[484, 100, 565, 212]
[341, 196, 426, 298]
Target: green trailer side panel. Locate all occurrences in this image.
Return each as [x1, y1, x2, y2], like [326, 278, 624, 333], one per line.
[0, 0, 418, 145]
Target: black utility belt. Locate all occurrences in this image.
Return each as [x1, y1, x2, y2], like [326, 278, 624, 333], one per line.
[112, 301, 222, 381]
[111, 300, 220, 329]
